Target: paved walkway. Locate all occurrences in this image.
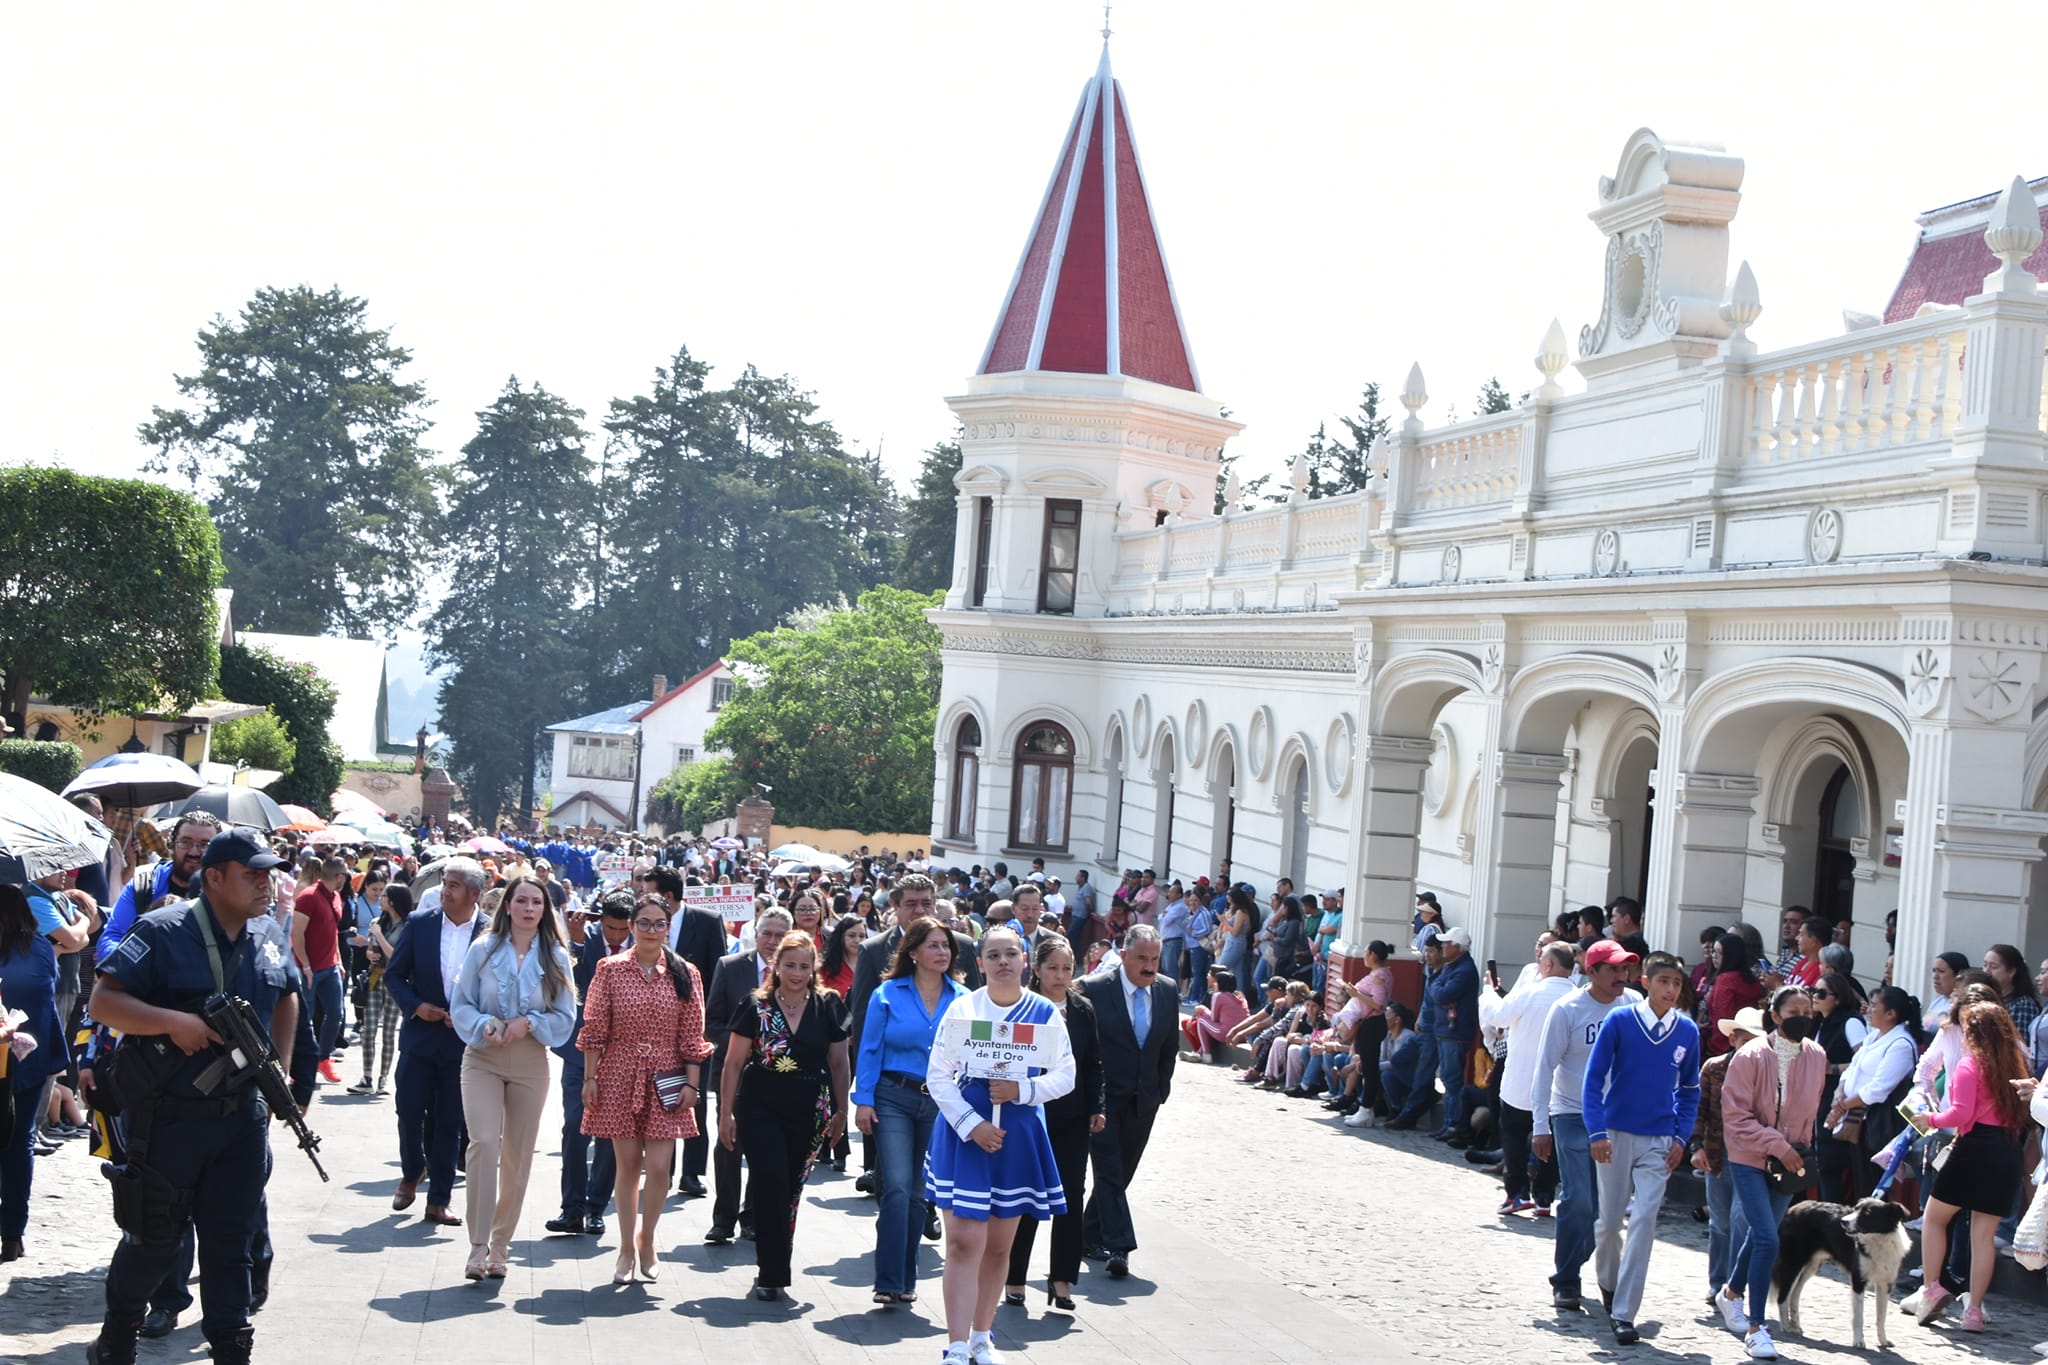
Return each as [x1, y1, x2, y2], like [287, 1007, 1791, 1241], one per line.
[11, 1051, 2048, 1363]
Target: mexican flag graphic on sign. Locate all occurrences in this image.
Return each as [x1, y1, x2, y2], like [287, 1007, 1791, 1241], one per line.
[968, 1020, 1036, 1046]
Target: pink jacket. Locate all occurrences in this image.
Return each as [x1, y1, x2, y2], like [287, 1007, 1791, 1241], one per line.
[1720, 1034, 1827, 1169]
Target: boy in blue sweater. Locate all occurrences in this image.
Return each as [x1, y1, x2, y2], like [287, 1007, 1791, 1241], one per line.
[1580, 952, 1700, 1346]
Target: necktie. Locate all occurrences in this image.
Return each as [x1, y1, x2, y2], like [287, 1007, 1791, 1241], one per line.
[760, 962, 770, 987]
[1131, 984, 1149, 1045]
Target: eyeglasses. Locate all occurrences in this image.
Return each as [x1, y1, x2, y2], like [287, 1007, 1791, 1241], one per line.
[632, 919, 669, 931]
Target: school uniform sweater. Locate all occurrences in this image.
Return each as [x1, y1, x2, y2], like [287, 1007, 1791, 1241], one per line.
[1580, 999, 1702, 1143]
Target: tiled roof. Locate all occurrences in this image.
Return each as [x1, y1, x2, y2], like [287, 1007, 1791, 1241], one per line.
[978, 47, 1199, 392]
[1883, 180, 2048, 322]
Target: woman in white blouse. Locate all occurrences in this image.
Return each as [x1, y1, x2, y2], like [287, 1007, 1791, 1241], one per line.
[450, 874, 578, 1279]
[1827, 985, 1923, 1144]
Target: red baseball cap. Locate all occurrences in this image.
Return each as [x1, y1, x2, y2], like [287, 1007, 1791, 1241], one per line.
[1585, 940, 1639, 968]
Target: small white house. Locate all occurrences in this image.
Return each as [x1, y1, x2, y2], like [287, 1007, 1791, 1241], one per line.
[544, 662, 734, 831]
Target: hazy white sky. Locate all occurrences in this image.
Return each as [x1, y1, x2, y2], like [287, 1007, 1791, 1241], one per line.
[5, 1, 2042, 503]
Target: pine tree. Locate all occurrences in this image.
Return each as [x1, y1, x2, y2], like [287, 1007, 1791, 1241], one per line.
[1476, 376, 1513, 414]
[896, 440, 963, 592]
[426, 378, 594, 826]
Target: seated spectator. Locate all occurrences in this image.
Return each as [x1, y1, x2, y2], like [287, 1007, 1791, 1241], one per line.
[1348, 1002, 1420, 1127]
[1179, 968, 1247, 1062]
[1225, 979, 1292, 1054]
[1239, 982, 1311, 1084]
[1274, 995, 1329, 1096]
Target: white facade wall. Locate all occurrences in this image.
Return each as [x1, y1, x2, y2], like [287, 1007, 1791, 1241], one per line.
[930, 129, 2048, 992]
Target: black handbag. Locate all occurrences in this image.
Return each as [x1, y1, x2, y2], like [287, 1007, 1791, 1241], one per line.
[1764, 1152, 1818, 1197]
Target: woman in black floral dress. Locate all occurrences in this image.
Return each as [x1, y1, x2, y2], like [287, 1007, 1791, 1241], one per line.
[719, 929, 852, 1300]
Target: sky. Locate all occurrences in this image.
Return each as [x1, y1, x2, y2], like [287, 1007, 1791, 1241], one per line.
[6, 1, 2043, 519]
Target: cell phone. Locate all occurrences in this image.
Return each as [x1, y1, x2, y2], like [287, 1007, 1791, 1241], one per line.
[1486, 958, 1499, 988]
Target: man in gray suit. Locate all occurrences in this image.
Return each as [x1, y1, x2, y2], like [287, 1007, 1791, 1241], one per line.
[1078, 924, 1178, 1279]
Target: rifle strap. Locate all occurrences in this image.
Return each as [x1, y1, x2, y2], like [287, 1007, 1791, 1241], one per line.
[193, 898, 251, 995]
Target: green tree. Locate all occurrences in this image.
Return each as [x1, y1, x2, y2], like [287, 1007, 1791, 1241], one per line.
[0, 467, 223, 732]
[427, 377, 594, 827]
[589, 348, 899, 697]
[894, 440, 962, 592]
[1325, 381, 1389, 494]
[0, 740, 84, 793]
[1476, 377, 1513, 414]
[706, 587, 942, 832]
[648, 756, 743, 835]
[218, 642, 344, 812]
[209, 709, 297, 772]
[141, 285, 442, 635]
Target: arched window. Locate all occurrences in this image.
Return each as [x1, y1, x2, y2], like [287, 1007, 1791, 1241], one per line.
[1283, 758, 1310, 889]
[1210, 745, 1236, 871]
[948, 716, 981, 842]
[1011, 722, 1074, 851]
[1103, 729, 1125, 863]
[1154, 734, 1177, 875]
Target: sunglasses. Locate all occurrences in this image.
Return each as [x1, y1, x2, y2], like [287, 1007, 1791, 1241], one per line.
[1811, 989, 1832, 999]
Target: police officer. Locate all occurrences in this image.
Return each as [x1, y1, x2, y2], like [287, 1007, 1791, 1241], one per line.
[87, 827, 296, 1365]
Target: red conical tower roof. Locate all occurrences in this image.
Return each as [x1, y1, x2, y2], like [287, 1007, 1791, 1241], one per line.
[978, 47, 1201, 392]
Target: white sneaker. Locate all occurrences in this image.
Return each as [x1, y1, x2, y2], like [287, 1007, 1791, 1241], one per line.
[1745, 1326, 1778, 1360]
[1900, 1287, 1926, 1315]
[941, 1347, 971, 1365]
[2028, 1338, 2048, 1357]
[1715, 1291, 1750, 1334]
[1343, 1109, 1376, 1128]
[969, 1341, 1002, 1365]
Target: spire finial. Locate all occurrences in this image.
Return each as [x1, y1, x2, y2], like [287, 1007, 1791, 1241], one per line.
[1101, 4, 1112, 45]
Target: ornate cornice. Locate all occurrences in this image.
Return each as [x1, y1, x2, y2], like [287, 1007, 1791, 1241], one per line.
[939, 629, 1351, 674]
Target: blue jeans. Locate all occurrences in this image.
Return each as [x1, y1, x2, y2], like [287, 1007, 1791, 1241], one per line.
[872, 1082, 938, 1295]
[1160, 938, 1184, 993]
[1396, 1037, 1466, 1131]
[556, 1051, 614, 1219]
[310, 966, 344, 1069]
[1182, 944, 1213, 1004]
[1, 1079, 38, 1239]
[1727, 1162, 1793, 1326]
[1384, 1037, 1433, 1115]
[1302, 1051, 1330, 1094]
[1703, 1167, 1750, 1299]
[1549, 1112, 1598, 1296]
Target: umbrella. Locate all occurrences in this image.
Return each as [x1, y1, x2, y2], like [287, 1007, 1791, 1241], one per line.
[0, 771, 114, 882]
[709, 836, 743, 851]
[767, 841, 823, 860]
[465, 835, 512, 856]
[332, 815, 413, 850]
[421, 842, 459, 860]
[158, 784, 291, 833]
[329, 788, 387, 818]
[62, 752, 205, 809]
[278, 804, 328, 832]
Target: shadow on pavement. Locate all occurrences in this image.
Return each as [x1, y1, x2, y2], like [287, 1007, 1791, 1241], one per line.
[811, 1305, 946, 1344]
[514, 1285, 662, 1325]
[0, 1268, 106, 1331]
[671, 1295, 816, 1327]
[369, 1284, 510, 1324]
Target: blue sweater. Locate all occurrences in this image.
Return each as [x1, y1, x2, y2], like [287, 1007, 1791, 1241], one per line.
[1580, 1000, 1702, 1142]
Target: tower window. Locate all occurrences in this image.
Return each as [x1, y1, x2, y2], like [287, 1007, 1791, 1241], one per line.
[971, 496, 993, 607]
[1037, 499, 1081, 614]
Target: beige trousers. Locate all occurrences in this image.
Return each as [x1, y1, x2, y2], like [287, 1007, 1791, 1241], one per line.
[461, 1035, 552, 1254]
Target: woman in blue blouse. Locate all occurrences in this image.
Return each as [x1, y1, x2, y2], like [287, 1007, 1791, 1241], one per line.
[1, 883, 72, 1262]
[450, 874, 577, 1280]
[853, 917, 967, 1305]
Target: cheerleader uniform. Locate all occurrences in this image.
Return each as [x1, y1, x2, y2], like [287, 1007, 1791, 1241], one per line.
[924, 989, 1076, 1220]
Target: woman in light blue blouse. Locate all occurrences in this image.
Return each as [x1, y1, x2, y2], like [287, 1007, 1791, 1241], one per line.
[853, 917, 968, 1306]
[450, 873, 577, 1280]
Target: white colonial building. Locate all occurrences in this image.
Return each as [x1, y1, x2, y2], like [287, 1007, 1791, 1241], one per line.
[545, 662, 735, 830]
[928, 47, 2048, 994]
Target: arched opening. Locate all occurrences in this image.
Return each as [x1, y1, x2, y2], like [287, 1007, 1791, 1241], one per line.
[1153, 734, 1178, 875]
[1608, 731, 1658, 909]
[1210, 744, 1236, 874]
[947, 716, 981, 842]
[1814, 764, 1860, 927]
[1104, 728, 1126, 863]
[1281, 757, 1311, 890]
[1010, 721, 1074, 852]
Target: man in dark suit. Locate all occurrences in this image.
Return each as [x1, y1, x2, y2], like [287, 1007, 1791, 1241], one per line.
[651, 866, 729, 1197]
[546, 888, 632, 1235]
[701, 906, 792, 1243]
[1078, 923, 1178, 1278]
[382, 856, 488, 1225]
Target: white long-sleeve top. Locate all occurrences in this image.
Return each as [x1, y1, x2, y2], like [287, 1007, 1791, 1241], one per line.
[926, 988, 1076, 1142]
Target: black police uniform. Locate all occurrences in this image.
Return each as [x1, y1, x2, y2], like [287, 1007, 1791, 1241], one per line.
[95, 894, 293, 1361]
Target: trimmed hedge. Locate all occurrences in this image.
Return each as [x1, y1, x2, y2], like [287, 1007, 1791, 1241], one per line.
[0, 739, 83, 793]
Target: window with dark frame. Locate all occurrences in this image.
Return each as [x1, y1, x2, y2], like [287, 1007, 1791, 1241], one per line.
[1037, 498, 1081, 614]
[970, 496, 993, 606]
[710, 677, 734, 711]
[1010, 721, 1074, 851]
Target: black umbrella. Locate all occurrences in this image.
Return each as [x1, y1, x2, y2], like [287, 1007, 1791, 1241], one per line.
[157, 784, 291, 833]
[0, 772, 113, 882]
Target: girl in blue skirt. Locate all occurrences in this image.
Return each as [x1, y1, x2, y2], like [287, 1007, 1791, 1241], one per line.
[924, 926, 1075, 1365]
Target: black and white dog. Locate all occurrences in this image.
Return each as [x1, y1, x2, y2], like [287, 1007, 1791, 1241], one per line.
[1772, 1197, 1912, 1349]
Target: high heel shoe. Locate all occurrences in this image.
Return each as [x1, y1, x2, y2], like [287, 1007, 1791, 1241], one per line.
[464, 1246, 488, 1281]
[612, 1250, 636, 1285]
[485, 1248, 509, 1279]
[1046, 1281, 1075, 1311]
[637, 1238, 659, 1282]
[1003, 1288, 1027, 1307]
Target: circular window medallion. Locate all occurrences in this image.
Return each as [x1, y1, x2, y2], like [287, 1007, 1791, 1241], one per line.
[1441, 544, 1462, 582]
[1807, 508, 1842, 565]
[1592, 528, 1622, 577]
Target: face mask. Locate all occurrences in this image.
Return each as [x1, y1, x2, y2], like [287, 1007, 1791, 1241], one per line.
[1777, 1016, 1815, 1043]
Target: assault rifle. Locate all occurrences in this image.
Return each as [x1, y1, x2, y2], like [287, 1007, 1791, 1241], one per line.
[200, 993, 330, 1182]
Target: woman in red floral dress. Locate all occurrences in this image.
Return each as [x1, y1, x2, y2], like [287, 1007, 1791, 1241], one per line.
[580, 894, 713, 1284]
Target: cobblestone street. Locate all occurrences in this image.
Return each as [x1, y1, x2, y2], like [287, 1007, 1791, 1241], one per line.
[5, 1056, 2046, 1364]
